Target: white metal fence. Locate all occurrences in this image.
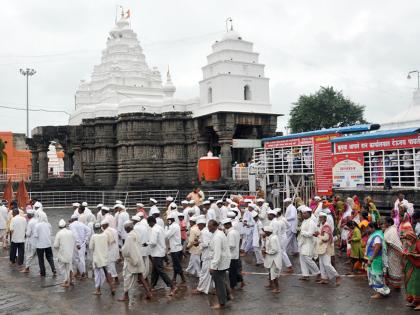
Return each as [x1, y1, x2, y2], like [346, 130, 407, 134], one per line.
[232, 167, 249, 181]
[0, 189, 256, 209]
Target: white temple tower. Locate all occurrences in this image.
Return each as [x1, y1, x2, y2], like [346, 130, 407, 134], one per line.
[196, 21, 272, 117]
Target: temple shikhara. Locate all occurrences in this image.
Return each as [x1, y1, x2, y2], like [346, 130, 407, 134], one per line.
[29, 13, 279, 189]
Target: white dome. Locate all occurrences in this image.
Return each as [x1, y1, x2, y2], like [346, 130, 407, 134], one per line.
[222, 30, 241, 41]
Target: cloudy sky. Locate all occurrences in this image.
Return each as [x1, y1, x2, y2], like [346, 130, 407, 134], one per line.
[1, 0, 419, 135]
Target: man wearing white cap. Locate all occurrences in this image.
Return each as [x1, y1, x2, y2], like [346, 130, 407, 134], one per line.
[81, 202, 95, 225]
[241, 203, 256, 255]
[101, 218, 119, 283]
[165, 213, 185, 284]
[96, 204, 104, 223]
[167, 203, 180, 224]
[164, 196, 174, 221]
[189, 199, 201, 216]
[208, 219, 231, 309]
[313, 196, 323, 215]
[298, 206, 320, 281]
[9, 208, 26, 266]
[0, 200, 8, 248]
[118, 221, 151, 301]
[315, 212, 340, 286]
[149, 205, 164, 228]
[218, 200, 228, 221]
[101, 206, 116, 229]
[192, 217, 212, 295]
[185, 216, 201, 277]
[89, 222, 115, 295]
[262, 226, 282, 293]
[274, 208, 294, 273]
[181, 200, 190, 226]
[54, 219, 75, 287]
[284, 197, 298, 255]
[206, 200, 218, 222]
[251, 210, 265, 266]
[223, 218, 243, 290]
[69, 214, 91, 279]
[256, 199, 269, 227]
[132, 213, 151, 279]
[34, 212, 56, 277]
[116, 205, 130, 247]
[21, 209, 37, 273]
[147, 216, 176, 296]
[209, 197, 220, 222]
[136, 203, 148, 218]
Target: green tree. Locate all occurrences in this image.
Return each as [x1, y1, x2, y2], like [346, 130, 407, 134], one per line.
[288, 86, 367, 133]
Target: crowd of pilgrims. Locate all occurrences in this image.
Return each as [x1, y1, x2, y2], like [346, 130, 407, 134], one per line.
[0, 189, 420, 310]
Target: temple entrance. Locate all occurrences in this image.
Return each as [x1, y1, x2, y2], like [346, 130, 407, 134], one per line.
[47, 141, 65, 177]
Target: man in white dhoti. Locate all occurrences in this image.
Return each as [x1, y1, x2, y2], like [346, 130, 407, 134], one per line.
[21, 209, 37, 273]
[101, 206, 116, 229]
[132, 213, 151, 280]
[149, 203, 164, 228]
[206, 200, 218, 222]
[116, 205, 129, 247]
[0, 200, 8, 248]
[208, 219, 231, 310]
[89, 223, 115, 295]
[256, 198, 269, 226]
[101, 218, 120, 283]
[284, 198, 298, 255]
[298, 206, 320, 281]
[274, 209, 294, 273]
[315, 212, 340, 286]
[69, 214, 91, 279]
[34, 212, 56, 277]
[118, 221, 152, 301]
[241, 203, 256, 254]
[251, 211, 264, 266]
[262, 225, 282, 293]
[54, 219, 75, 287]
[218, 200, 228, 221]
[95, 204, 104, 223]
[192, 218, 213, 295]
[186, 216, 201, 277]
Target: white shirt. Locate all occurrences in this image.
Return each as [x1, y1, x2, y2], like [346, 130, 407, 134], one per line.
[134, 220, 151, 256]
[25, 218, 38, 247]
[165, 222, 183, 253]
[69, 221, 91, 247]
[298, 216, 317, 257]
[149, 224, 166, 257]
[53, 228, 75, 263]
[285, 204, 297, 233]
[226, 227, 240, 259]
[117, 211, 130, 240]
[206, 208, 217, 222]
[89, 233, 109, 268]
[0, 205, 8, 230]
[156, 217, 164, 228]
[34, 221, 52, 249]
[10, 215, 27, 243]
[199, 227, 213, 261]
[209, 229, 231, 270]
[103, 227, 119, 262]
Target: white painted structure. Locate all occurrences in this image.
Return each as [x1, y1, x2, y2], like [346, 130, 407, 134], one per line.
[69, 14, 273, 124]
[47, 142, 64, 176]
[381, 89, 420, 130]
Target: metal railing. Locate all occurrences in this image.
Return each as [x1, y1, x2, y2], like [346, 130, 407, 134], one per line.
[0, 173, 31, 183]
[0, 189, 256, 209]
[232, 166, 249, 181]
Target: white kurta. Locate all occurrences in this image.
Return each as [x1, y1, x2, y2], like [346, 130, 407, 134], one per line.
[264, 234, 282, 279]
[89, 233, 109, 268]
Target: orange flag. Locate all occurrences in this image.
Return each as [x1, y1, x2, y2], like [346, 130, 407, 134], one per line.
[16, 180, 29, 210]
[2, 178, 13, 207]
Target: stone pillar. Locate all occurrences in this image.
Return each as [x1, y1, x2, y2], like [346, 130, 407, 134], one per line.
[219, 138, 233, 179]
[38, 148, 49, 182]
[63, 152, 73, 172]
[72, 147, 83, 177]
[31, 151, 39, 178]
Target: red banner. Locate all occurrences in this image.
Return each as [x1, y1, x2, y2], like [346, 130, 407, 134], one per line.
[314, 134, 338, 196]
[333, 134, 420, 153]
[264, 137, 313, 149]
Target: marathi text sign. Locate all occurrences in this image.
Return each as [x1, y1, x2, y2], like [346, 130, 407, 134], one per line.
[264, 137, 313, 149]
[333, 134, 420, 153]
[332, 154, 364, 188]
[314, 134, 338, 196]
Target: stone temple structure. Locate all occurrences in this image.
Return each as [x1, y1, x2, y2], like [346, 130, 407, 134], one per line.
[28, 14, 280, 189]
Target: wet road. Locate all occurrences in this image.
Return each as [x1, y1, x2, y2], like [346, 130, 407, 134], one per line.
[0, 208, 415, 315]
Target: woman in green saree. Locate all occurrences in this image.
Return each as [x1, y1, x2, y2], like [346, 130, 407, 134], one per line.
[401, 230, 420, 310]
[366, 222, 390, 299]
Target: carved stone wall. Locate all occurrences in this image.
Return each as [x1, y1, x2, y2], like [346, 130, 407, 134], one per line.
[28, 111, 278, 189]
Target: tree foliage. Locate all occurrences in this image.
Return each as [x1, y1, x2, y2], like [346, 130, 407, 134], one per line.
[288, 86, 367, 133]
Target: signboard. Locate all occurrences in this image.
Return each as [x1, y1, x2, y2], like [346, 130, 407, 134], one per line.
[313, 134, 338, 196]
[232, 139, 262, 148]
[333, 134, 420, 154]
[332, 154, 364, 188]
[264, 137, 313, 149]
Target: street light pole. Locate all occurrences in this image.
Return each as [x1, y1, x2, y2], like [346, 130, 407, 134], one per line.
[19, 68, 36, 137]
[407, 70, 419, 90]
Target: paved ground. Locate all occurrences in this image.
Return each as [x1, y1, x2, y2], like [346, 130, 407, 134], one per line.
[0, 208, 415, 315]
